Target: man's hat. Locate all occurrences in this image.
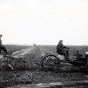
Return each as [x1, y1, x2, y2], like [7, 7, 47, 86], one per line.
[0, 34, 2, 36]
[59, 40, 63, 42]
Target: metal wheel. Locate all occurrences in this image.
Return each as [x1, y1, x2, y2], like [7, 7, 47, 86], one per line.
[8, 57, 27, 70]
[1, 55, 27, 70]
[1, 55, 14, 70]
[41, 54, 60, 73]
[79, 56, 88, 72]
[85, 56, 88, 73]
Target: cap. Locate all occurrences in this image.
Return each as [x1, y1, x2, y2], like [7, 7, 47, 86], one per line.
[0, 34, 2, 37]
[59, 40, 63, 42]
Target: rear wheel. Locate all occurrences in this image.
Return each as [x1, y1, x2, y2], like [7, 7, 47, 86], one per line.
[1, 56, 14, 70]
[41, 54, 60, 73]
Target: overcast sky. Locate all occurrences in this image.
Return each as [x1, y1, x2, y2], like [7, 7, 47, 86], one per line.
[0, 0, 88, 45]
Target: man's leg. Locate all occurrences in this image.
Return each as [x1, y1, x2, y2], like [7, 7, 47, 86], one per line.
[0, 49, 1, 53]
[0, 45, 9, 54]
[66, 50, 69, 57]
[64, 51, 69, 61]
[0, 46, 2, 53]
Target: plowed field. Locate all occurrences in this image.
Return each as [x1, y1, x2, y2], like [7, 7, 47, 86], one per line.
[0, 45, 88, 87]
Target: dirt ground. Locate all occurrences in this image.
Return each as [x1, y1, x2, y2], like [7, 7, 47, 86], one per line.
[0, 62, 88, 88]
[0, 45, 88, 87]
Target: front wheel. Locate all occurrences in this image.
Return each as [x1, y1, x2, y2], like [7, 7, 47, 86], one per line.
[41, 54, 60, 73]
[85, 56, 88, 73]
[79, 56, 88, 73]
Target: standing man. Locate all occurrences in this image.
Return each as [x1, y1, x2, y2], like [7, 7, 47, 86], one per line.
[0, 34, 9, 54]
[56, 40, 69, 61]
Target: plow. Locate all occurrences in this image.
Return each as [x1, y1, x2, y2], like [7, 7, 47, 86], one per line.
[0, 47, 35, 70]
[0, 53, 27, 70]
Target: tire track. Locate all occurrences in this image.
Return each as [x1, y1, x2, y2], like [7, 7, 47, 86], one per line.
[11, 46, 35, 58]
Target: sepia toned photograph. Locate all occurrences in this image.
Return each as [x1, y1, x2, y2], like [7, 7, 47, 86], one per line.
[0, 0, 88, 88]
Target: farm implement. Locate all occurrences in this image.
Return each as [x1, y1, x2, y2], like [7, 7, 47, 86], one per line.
[40, 51, 88, 73]
[0, 54, 27, 70]
[0, 47, 36, 70]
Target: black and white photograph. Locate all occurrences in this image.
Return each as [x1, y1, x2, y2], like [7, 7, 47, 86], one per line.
[0, 0, 88, 88]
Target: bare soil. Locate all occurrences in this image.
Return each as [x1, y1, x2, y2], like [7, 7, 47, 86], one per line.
[0, 63, 88, 88]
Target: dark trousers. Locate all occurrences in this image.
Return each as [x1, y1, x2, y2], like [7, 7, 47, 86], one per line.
[0, 45, 8, 54]
[57, 50, 69, 60]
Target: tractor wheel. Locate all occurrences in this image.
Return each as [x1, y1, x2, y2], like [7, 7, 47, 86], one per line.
[85, 56, 88, 73]
[79, 56, 88, 73]
[3, 56, 16, 70]
[41, 54, 60, 73]
[1, 56, 14, 70]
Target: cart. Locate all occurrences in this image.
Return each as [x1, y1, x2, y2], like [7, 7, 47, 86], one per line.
[40, 50, 88, 73]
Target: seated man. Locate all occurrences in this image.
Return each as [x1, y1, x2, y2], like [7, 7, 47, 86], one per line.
[0, 34, 9, 54]
[56, 40, 69, 61]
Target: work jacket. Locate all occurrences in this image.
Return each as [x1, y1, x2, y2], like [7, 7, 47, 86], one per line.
[56, 43, 66, 54]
